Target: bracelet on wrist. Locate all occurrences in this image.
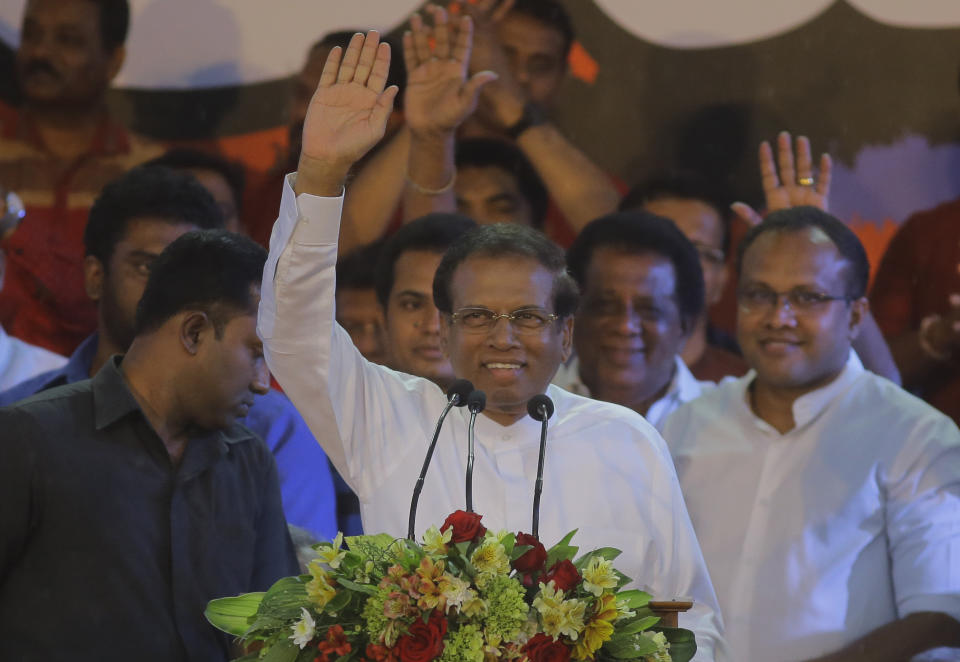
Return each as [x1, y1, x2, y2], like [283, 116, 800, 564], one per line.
[405, 169, 456, 196]
[919, 314, 953, 361]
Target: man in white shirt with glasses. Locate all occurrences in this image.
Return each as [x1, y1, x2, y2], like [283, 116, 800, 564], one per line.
[257, 25, 726, 659]
[663, 205, 960, 661]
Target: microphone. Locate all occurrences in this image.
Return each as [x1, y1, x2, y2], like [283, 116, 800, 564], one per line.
[527, 394, 555, 539]
[407, 379, 474, 539]
[464, 390, 486, 513]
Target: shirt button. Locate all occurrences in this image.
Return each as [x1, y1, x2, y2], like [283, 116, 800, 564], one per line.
[501, 434, 511, 441]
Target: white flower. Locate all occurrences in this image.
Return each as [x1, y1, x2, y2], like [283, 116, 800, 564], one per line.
[290, 607, 316, 649]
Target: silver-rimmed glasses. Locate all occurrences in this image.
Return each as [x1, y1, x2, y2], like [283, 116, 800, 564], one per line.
[450, 306, 559, 334]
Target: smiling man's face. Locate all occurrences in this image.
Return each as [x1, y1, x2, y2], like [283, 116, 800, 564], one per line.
[441, 254, 572, 426]
[737, 228, 862, 396]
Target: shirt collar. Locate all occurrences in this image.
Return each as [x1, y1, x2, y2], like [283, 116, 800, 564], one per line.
[738, 349, 865, 432]
[92, 355, 143, 430]
[11, 109, 130, 157]
[90, 355, 253, 445]
[672, 355, 704, 403]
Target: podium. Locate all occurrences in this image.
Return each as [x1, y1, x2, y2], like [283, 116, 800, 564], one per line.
[649, 600, 694, 628]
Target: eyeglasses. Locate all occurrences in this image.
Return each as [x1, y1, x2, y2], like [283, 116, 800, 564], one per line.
[737, 286, 852, 314]
[450, 306, 559, 334]
[692, 241, 725, 265]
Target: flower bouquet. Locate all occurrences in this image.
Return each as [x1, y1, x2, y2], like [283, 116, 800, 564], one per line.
[206, 510, 695, 662]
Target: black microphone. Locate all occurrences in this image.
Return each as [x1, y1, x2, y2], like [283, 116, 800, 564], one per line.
[464, 390, 486, 513]
[407, 379, 474, 539]
[527, 394, 555, 539]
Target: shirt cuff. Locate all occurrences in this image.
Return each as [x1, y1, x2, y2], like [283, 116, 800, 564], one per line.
[283, 173, 345, 246]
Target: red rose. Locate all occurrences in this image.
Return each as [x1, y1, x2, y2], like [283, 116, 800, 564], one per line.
[522, 633, 571, 662]
[395, 610, 447, 662]
[513, 532, 547, 575]
[543, 560, 581, 592]
[441, 510, 487, 543]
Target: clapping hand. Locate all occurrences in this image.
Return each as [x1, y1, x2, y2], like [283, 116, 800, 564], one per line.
[299, 31, 399, 177]
[403, 5, 498, 139]
[732, 131, 833, 226]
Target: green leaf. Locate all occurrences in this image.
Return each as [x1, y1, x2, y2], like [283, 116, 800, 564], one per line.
[511, 544, 533, 562]
[544, 529, 579, 567]
[248, 577, 309, 632]
[574, 547, 622, 569]
[261, 639, 300, 662]
[499, 532, 516, 556]
[613, 589, 651, 609]
[335, 576, 379, 596]
[205, 592, 265, 636]
[615, 615, 660, 635]
[601, 633, 659, 659]
[324, 588, 353, 614]
[653, 627, 697, 662]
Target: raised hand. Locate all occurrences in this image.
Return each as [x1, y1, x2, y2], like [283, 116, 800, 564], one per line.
[457, 0, 528, 129]
[402, 5, 497, 139]
[732, 131, 833, 226]
[299, 31, 399, 173]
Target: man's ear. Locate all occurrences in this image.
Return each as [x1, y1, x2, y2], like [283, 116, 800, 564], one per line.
[84, 255, 105, 301]
[179, 311, 212, 355]
[848, 297, 869, 341]
[559, 315, 574, 363]
[106, 45, 125, 82]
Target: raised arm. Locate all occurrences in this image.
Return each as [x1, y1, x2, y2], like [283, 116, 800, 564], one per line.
[259, 32, 423, 492]
[462, 0, 620, 231]
[732, 132, 901, 384]
[401, 6, 497, 221]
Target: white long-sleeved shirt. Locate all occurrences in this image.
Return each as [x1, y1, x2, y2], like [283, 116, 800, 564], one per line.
[258, 175, 727, 660]
[553, 354, 713, 431]
[0, 324, 66, 391]
[663, 352, 960, 661]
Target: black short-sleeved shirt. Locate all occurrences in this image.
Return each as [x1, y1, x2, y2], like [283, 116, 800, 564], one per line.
[0, 357, 299, 662]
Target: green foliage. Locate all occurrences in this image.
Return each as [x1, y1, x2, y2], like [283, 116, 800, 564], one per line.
[544, 529, 579, 568]
[204, 592, 265, 636]
[653, 627, 697, 662]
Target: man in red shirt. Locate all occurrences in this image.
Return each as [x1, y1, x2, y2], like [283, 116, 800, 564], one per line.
[872, 200, 960, 426]
[0, 0, 161, 355]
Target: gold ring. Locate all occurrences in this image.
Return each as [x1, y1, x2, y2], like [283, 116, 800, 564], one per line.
[798, 176, 815, 186]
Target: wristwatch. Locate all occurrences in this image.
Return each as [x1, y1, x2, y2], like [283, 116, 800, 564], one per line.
[506, 101, 548, 140]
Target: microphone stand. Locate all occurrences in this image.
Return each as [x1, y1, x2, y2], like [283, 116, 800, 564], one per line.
[532, 406, 548, 539]
[527, 394, 555, 539]
[465, 390, 486, 513]
[407, 380, 474, 540]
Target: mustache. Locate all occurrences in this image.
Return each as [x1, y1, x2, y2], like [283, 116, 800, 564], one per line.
[21, 59, 60, 79]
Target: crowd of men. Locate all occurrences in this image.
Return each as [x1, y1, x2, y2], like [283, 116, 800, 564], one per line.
[0, 0, 958, 661]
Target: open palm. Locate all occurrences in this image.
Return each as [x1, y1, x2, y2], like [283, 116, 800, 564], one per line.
[300, 32, 398, 167]
[402, 7, 496, 138]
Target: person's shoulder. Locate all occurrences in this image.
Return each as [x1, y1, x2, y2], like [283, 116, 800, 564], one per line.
[898, 196, 960, 236]
[547, 384, 662, 443]
[664, 374, 745, 432]
[0, 379, 94, 435]
[849, 371, 960, 436]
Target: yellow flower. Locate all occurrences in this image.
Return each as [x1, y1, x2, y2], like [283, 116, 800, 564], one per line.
[572, 594, 618, 660]
[532, 582, 565, 613]
[314, 532, 347, 569]
[306, 560, 337, 608]
[423, 525, 452, 554]
[581, 556, 618, 597]
[471, 540, 511, 577]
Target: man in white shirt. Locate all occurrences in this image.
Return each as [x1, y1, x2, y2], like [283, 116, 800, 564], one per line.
[663, 205, 960, 661]
[258, 27, 725, 659]
[0, 246, 66, 390]
[554, 211, 713, 430]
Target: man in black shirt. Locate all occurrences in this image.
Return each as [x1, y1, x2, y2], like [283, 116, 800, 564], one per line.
[0, 230, 299, 661]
